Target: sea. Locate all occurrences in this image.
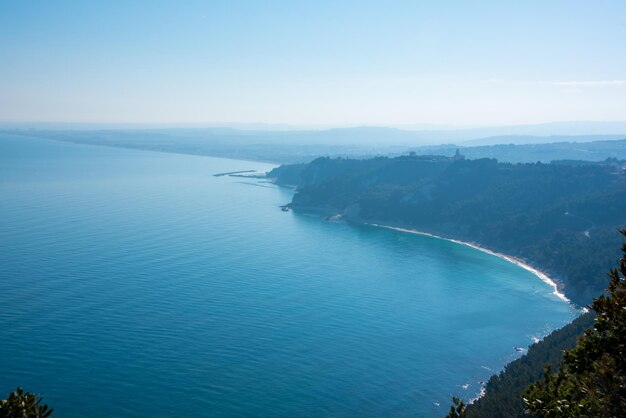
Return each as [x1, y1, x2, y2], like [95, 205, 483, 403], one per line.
[0, 133, 578, 417]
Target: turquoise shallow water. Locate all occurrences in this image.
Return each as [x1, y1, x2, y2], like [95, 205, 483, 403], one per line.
[0, 134, 577, 417]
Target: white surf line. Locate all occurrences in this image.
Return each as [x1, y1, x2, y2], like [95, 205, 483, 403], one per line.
[470, 385, 487, 404]
[368, 223, 571, 303]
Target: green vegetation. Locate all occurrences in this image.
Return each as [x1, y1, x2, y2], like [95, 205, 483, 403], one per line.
[447, 396, 468, 417]
[448, 230, 625, 417]
[523, 230, 626, 417]
[462, 313, 595, 417]
[0, 388, 52, 418]
[271, 155, 626, 306]
[274, 155, 626, 416]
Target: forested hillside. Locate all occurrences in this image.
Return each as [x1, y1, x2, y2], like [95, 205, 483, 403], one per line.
[269, 155, 626, 305]
[464, 313, 595, 417]
[457, 230, 626, 417]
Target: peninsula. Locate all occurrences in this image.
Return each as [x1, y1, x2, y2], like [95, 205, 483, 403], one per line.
[269, 154, 626, 306]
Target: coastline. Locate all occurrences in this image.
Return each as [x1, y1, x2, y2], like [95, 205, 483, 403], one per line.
[368, 223, 571, 304]
[470, 386, 488, 404]
[364, 222, 583, 405]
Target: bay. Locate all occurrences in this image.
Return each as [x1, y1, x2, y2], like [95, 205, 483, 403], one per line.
[0, 134, 577, 417]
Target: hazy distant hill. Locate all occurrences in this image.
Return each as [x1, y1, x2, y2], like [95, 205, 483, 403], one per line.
[462, 134, 626, 146]
[0, 128, 407, 164]
[2, 126, 626, 165]
[270, 156, 626, 306]
[4, 120, 626, 143]
[408, 139, 626, 164]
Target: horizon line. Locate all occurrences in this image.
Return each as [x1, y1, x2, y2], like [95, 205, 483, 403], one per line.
[3, 119, 626, 132]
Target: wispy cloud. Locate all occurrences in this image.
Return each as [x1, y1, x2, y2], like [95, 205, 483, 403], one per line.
[553, 80, 626, 87]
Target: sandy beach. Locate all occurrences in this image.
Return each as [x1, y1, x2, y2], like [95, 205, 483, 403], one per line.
[369, 223, 571, 303]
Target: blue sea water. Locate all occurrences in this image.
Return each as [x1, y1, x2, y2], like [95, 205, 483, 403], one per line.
[0, 134, 577, 417]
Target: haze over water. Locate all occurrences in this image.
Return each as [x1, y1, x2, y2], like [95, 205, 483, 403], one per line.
[0, 134, 577, 417]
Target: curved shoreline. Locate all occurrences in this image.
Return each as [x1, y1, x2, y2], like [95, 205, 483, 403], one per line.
[368, 223, 571, 304]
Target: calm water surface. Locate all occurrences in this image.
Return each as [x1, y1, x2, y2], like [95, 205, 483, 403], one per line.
[0, 134, 577, 417]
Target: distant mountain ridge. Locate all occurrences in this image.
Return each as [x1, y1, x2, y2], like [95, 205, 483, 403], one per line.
[462, 134, 626, 146]
[408, 139, 626, 164]
[2, 127, 626, 165]
[3, 120, 626, 141]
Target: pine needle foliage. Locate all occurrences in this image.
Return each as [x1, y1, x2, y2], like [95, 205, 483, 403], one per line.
[0, 387, 53, 418]
[524, 229, 626, 417]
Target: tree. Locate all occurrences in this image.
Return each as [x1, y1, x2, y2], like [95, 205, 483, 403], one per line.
[524, 229, 626, 417]
[446, 396, 467, 418]
[0, 387, 53, 418]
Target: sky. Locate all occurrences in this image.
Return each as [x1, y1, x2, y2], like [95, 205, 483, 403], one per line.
[1, 0, 625, 127]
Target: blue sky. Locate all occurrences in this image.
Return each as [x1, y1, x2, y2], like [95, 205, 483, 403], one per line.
[1, 0, 625, 126]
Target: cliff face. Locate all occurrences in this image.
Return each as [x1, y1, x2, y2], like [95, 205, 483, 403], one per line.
[269, 156, 626, 306]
